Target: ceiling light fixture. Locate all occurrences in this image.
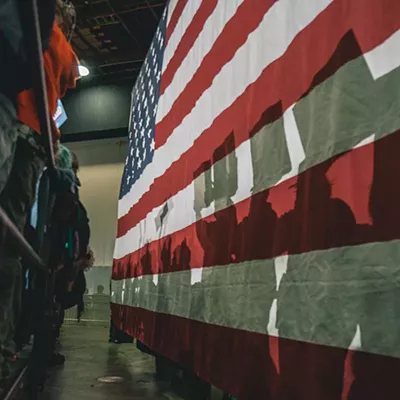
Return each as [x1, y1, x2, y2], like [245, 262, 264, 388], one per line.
[78, 65, 90, 77]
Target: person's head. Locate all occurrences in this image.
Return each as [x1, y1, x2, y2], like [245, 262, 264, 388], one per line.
[97, 285, 104, 294]
[77, 248, 94, 271]
[53, 139, 61, 158]
[56, 145, 73, 170]
[56, 0, 76, 42]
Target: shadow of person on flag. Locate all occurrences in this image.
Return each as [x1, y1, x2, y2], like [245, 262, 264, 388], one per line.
[276, 155, 358, 400]
[191, 131, 280, 399]
[233, 188, 279, 399]
[348, 130, 400, 400]
[194, 133, 239, 268]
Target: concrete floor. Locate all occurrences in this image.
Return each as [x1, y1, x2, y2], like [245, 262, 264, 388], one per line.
[41, 324, 183, 400]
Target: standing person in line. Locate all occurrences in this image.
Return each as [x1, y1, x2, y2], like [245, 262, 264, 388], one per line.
[0, 0, 80, 383]
[50, 147, 93, 362]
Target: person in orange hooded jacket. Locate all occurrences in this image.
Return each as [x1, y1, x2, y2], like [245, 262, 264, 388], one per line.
[18, 0, 80, 141]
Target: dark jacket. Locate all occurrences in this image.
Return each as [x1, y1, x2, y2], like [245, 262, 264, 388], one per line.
[54, 199, 90, 321]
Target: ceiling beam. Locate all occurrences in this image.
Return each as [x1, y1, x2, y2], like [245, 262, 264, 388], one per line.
[104, 0, 142, 49]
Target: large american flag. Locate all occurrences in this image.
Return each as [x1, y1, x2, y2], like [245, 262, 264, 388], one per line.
[112, 1, 400, 399]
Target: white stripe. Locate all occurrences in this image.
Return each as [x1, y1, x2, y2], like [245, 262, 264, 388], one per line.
[354, 134, 375, 149]
[166, 0, 179, 26]
[157, 0, 244, 123]
[364, 28, 400, 80]
[112, 240, 400, 358]
[118, 0, 332, 218]
[348, 325, 362, 351]
[163, 0, 202, 73]
[116, 173, 197, 259]
[277, 106, 305, 184]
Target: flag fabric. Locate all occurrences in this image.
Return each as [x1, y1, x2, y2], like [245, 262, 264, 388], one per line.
[112, 0, 400, 399]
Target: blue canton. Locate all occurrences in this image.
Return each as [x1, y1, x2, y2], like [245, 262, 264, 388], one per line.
[120, 7, 167, 198]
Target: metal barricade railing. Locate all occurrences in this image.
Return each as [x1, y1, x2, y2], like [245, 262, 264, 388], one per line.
[0, 0, 57, 398]
[64, 295, 111, 325]
[0, 208, 46, 271]
[29, 0, 56, 171]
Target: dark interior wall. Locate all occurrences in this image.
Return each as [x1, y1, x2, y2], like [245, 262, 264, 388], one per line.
[61, 81, 133, 136]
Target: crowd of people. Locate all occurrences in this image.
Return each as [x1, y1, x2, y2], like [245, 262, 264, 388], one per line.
[0, 0, 93, 394]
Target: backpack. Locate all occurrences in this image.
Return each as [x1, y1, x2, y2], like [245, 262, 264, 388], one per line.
[76, 201, 90, 259]
[65, 201, 90, 321]
[64, 199, 90, 264]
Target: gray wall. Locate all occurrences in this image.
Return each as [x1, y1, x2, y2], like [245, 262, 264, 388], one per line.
[67, 138, 128, 267]
[61, 82, 132, 136]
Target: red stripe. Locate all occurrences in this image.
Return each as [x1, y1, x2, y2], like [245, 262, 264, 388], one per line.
[117, 0, 400, 239]
[165, 0, 187, 46]
[113, 128, 400, 280]
[161, 0, 218, 95]
[112, 303, 400, 400]
[156, 0, 274, 148]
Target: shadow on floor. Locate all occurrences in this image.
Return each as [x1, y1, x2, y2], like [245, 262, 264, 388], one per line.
[41, 324, 183, 400]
